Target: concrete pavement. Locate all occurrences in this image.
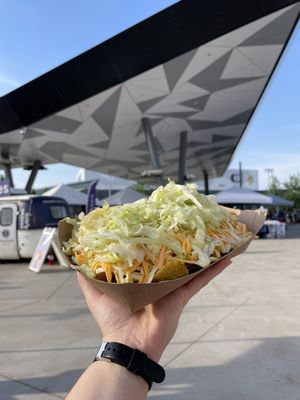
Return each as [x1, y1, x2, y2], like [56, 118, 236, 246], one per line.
[1, 224, 300, 399]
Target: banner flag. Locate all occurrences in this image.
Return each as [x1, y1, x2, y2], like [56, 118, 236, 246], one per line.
[86, 180, 98, 213]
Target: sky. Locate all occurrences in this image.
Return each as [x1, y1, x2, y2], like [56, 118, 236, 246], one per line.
[0, 0, 299, 190]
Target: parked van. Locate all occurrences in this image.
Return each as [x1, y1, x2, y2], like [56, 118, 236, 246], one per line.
[0, 195, 69, 260]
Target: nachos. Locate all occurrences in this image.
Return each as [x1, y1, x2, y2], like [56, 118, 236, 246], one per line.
[62, 182, 252, 283]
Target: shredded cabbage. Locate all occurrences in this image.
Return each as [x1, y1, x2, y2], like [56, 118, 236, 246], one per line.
[63, 181, 250, 282]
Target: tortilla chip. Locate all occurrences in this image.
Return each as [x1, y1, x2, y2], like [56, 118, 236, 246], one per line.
[153, 260, 189, 282]
[96, 271, 107, 281]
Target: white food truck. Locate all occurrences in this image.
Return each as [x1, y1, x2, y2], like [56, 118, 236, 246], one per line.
[0, 195, 69, 260]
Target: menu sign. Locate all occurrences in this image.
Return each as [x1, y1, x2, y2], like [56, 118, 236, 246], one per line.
[29, 228, 56, 273]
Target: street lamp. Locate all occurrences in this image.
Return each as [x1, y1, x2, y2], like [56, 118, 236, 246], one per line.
[264, 168, 274, 187]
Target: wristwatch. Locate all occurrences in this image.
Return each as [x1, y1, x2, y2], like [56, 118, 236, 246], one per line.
[94, 341, 165, 390]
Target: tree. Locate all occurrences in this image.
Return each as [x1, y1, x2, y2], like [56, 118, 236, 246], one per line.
[132, 183, 153, 196]
[283, 174, 300, 208]
[267, 175, 281, 196]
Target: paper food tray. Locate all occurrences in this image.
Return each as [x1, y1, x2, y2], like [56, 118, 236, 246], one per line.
[58, 208, 266, 312]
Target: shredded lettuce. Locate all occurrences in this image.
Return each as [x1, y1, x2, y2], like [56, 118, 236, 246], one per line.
[64, 182, 233, 270]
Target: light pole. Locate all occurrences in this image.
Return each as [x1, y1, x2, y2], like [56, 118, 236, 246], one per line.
[264, 168, 274, 188]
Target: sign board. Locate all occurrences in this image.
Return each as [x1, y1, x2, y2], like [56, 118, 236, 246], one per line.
[29, 228, 56, 273]
[197, 169, 259, 191]
[0, 179, 10, 196]
[226, 169, 259, 190]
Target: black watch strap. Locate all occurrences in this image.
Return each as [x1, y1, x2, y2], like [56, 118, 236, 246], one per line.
[94, 342, 165, 390]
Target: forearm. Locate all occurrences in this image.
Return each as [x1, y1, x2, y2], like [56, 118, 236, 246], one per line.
[66, 360, 149, 400]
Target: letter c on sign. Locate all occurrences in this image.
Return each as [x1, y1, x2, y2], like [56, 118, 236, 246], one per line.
[230, 174, 240, 183]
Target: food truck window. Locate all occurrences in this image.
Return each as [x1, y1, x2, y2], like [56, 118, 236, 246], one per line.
[50, 205, 68, 220]
[0, 207, 13, 226]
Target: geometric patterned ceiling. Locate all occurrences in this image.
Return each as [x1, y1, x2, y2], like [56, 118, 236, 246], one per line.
[0, 3, 299, 182]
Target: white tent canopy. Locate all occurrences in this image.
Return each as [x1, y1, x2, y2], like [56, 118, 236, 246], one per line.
[215, 187, 293, 206]
[215, 187, 271, 205]
[75, 169, 135, 190]
[101, 188, 146, 206]
[43, 184, 100, 206]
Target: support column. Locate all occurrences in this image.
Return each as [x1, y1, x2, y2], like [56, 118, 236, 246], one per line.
[239, 161, 243, 188]
[178, 131, 187, 184]
[203, 169, 209, 195]
[25, 160, 41, 194]
[142, 117, 164, 185]
[3, 164, 14, 188]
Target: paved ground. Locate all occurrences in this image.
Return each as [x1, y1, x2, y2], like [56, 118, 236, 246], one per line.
[1, 224, 300, 399]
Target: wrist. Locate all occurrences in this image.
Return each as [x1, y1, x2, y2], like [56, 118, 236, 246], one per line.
[102, 336, 163, 363]
[86, 361, 149, 399]
[94, 341, 165, 390]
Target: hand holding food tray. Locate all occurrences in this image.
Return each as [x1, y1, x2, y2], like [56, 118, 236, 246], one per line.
[58, 182, 266, 312]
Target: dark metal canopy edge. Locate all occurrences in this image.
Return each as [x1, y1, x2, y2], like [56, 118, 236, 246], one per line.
[0, 0, 299, 134]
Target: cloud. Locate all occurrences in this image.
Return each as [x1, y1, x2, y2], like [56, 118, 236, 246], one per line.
[0, 74, 19, 86]
[0, 74, 20, 95]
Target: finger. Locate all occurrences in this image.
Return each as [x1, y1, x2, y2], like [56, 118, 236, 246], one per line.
[181, 258, 232, 305]
[76, 271, 104, 306]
